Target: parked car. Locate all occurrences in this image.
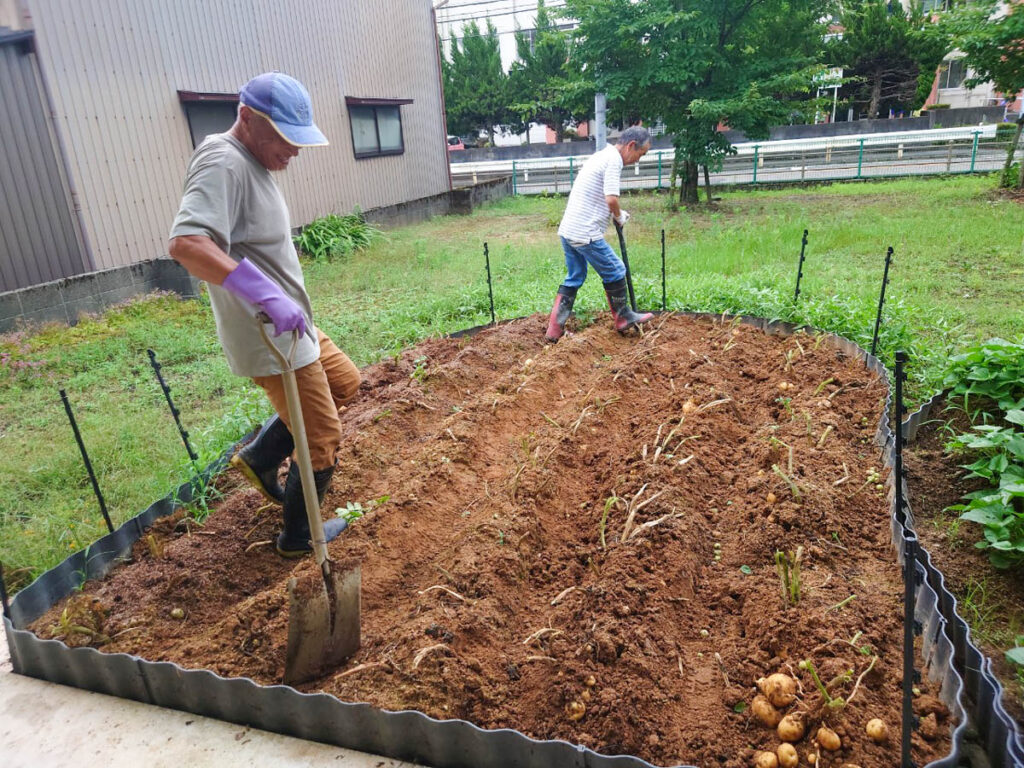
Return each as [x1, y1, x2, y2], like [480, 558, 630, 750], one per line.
[447, 135, 465, 152]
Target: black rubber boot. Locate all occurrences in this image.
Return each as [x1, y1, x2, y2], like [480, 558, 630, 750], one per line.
[275, 464, 349, 558]
[230, 414, 293, 504]
[604, 278, 653, 333]
[544, 285, 578, 342]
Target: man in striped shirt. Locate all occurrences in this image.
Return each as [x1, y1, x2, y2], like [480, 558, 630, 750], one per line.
[546, 126, 654, 342]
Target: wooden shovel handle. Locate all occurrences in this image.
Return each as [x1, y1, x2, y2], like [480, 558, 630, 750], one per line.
[256, 317, 330, 570]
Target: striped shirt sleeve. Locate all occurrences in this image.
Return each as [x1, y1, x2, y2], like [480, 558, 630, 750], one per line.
[603, 153, 622, 197]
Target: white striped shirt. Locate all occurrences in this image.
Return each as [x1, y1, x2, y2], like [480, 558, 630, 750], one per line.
[557, 145, 622, 242]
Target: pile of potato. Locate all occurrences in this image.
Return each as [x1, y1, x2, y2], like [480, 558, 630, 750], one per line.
[749, 673, 888, 767]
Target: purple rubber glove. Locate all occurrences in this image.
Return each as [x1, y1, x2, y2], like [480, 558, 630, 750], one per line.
[221, 258, 307, 337]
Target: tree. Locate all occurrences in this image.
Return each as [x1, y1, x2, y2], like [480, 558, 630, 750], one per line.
[508, 0, 592, 142]
[943, 0, 1024, 189]
[442, 20, 511, 145]
[564, 0, 830, 204]
[830, 1, 947, 120]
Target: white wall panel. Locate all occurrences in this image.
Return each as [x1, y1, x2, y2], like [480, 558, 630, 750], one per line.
[24, 0, 450, 270]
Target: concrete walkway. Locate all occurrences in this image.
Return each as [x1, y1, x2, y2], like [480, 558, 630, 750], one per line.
[0, 636, 423, 768]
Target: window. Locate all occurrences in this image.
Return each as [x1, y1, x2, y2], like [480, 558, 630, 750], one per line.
[346, 97, 413, 159]
[938, 59, 967, 90]
[177, 91, 239, 148]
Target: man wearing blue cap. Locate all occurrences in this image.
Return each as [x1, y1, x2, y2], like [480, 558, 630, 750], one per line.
[169, 72, 356, 557]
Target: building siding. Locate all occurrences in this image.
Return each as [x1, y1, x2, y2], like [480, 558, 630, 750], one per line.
[0, 37, 89, 291]
[22, 0, 450, 271]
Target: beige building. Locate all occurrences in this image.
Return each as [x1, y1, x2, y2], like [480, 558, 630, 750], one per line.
[0, 0, 452, 319]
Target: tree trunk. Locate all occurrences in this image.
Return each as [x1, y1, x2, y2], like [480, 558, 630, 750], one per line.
[487, 126, 496, 147]
[1005, 116, 1024, 189]
[703, 165, 713, 204]
[678, 160, 699, 205]
[867, 74, 883, 120]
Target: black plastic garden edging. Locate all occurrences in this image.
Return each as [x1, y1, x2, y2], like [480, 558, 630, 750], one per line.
[3, 313, 979, 768]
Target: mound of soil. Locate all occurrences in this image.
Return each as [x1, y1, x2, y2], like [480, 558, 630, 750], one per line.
[31, 314, 953, 768]
[905, 402, 1024, 728]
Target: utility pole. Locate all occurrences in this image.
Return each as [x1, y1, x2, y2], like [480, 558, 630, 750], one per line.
[595, 92, 607, 149]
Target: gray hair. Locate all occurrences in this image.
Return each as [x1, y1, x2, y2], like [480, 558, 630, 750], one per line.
[618, 126, 651, 149]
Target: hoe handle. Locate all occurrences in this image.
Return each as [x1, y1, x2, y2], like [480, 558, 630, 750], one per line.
[257, 318, 330, 570]
[614, 221, 638, 312]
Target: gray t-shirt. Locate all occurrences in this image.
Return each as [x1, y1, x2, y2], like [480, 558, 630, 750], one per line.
[169, 133, 319, 377]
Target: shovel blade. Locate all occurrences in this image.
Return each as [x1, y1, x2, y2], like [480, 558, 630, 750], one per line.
[282, 561, 361, 686]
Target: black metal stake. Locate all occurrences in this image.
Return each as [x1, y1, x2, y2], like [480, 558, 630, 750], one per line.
[902, 533, 919, 768]
[661, 228, 667, 312]
[147, 349, 199, 464]
[895, 351, 908, 526]
[793, 229, 808, 303]
[59, 388, 114, 534]
[614, 221, 638, 312]
[0, 561, 10, 619]
[870, 246, 894, 359]
[484, 242, 496, 326]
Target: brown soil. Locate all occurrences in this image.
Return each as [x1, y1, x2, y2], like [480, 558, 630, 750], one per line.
[905, 400, 1024, 728]
[31, 314, 953, 768]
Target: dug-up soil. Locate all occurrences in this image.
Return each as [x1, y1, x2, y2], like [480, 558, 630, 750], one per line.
[32, 313, 953, 768]
[905, 402, 1024, 729]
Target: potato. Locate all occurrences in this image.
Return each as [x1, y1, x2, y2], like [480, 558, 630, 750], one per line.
[565, 700, 586, 721]
[753, 751, 779, 768]
[817, 726, 841, 752]
[751, 694, 782, 728]
[865, 718, 888, 743]
[758, 673, 798, 707]
[777, 712, 806, 743]
[777, 743, 798, 768]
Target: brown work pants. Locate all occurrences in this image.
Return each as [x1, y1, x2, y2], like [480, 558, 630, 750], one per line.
[252, 329, 360, 470]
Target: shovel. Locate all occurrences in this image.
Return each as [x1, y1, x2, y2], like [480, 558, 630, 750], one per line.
[256, 316, 361, 685]
[613, 220, 638, 312]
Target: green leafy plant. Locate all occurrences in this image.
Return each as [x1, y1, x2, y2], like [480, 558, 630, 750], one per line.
[1007, 636, 1024, 667]
[336, 501, 365, 523]
[943, 338, 1024, 419]
[410, 356, 429, 383]
[945, 421, 1024, 568]
[944, 338, 1024, 567]
[293, 211, 382, 261]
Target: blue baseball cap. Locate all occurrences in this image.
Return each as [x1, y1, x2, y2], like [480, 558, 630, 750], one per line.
[238, 72, 328, 147]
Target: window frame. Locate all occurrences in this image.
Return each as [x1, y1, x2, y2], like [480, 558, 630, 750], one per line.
[177, 91, 239, 149]
[938, 58, 967, 91]
[346, 97, 413, 159]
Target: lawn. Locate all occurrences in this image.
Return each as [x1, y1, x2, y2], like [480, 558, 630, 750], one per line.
[1, 174, 1021, 590]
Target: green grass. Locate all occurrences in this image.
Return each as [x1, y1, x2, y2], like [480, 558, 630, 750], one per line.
[1, 174, 1022, 591]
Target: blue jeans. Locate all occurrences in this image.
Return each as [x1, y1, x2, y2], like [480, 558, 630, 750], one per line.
[559, 236, 625, 288]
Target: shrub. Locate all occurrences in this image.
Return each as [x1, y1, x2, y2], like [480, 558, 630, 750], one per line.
[1001, 163, 1022, 189]
[293, 211, 382, 261]
[995, 122, 1018, 140]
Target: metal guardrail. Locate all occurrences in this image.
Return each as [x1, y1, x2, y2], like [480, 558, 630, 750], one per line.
[451, 126, 1023, 194]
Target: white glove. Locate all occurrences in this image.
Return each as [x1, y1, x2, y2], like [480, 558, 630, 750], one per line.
[615, 210, 631, 227]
